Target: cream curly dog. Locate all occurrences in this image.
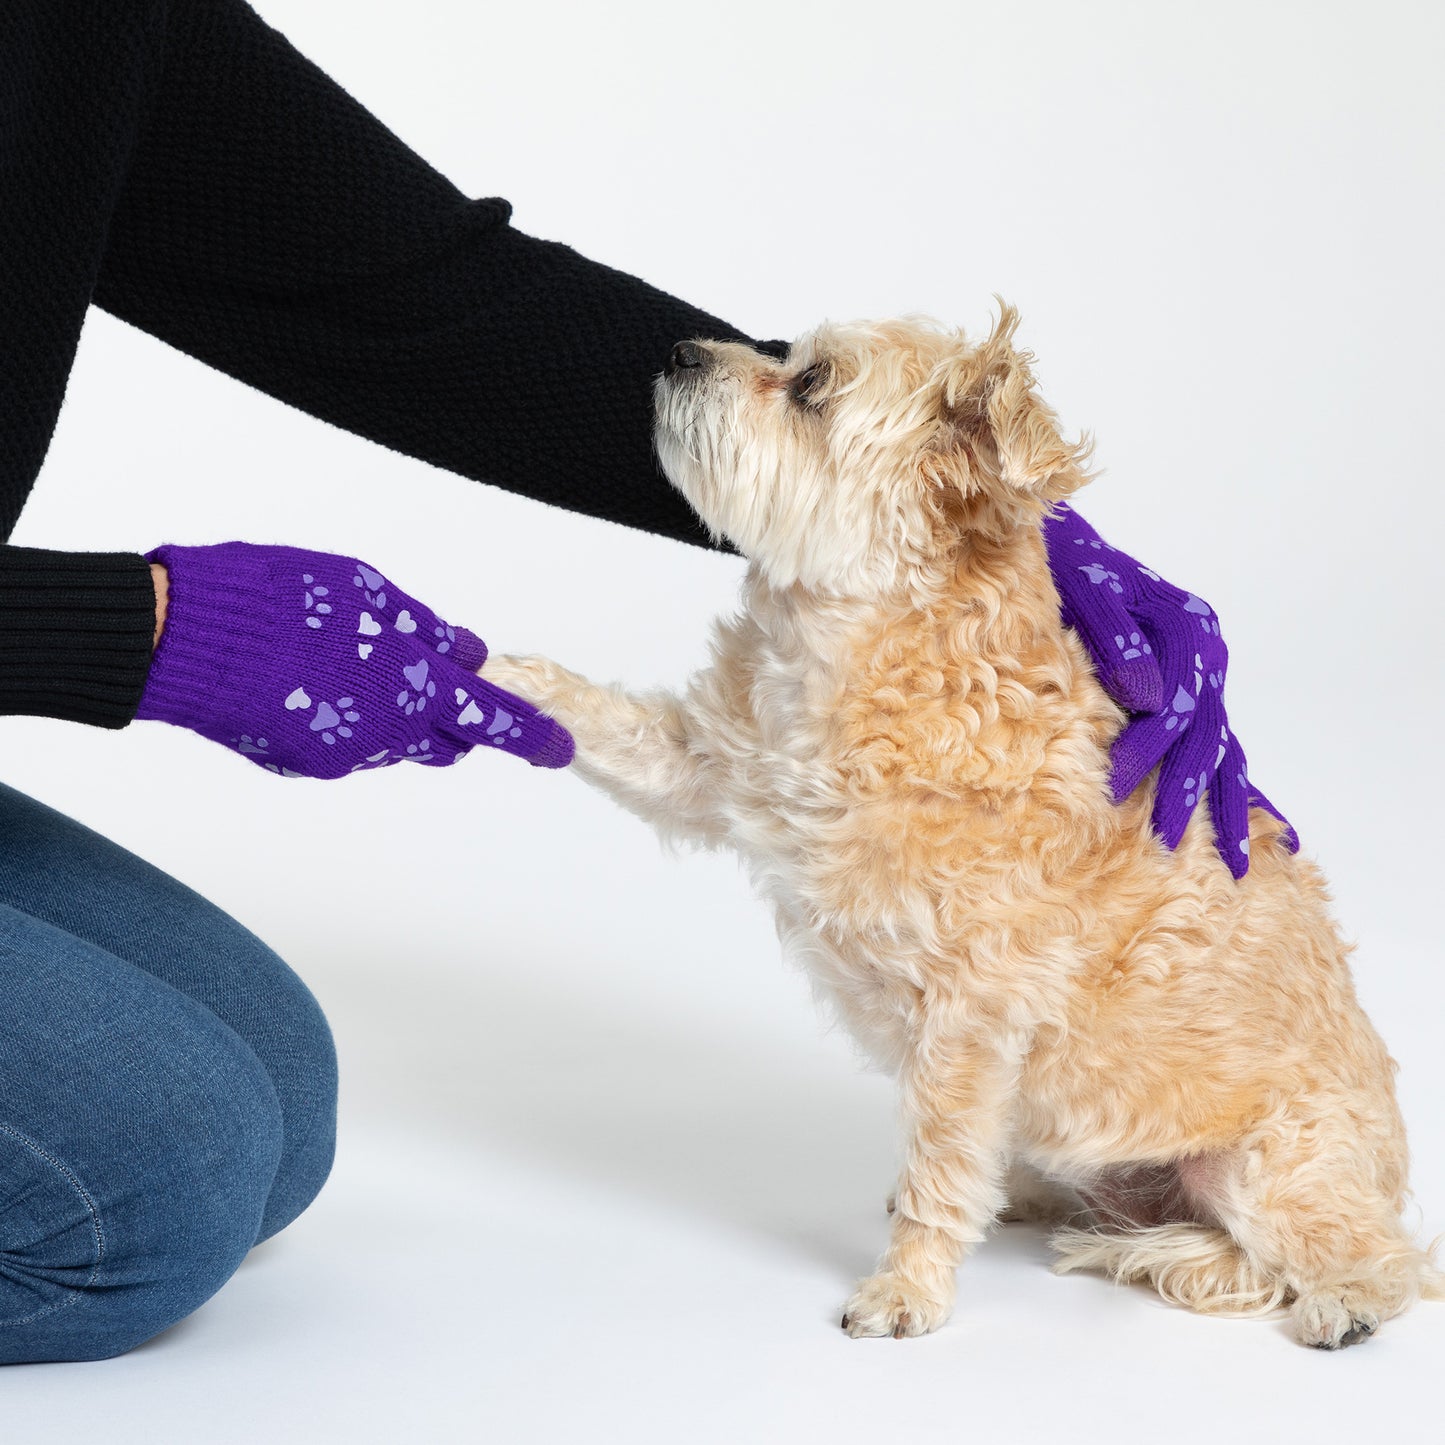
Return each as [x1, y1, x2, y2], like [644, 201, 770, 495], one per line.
[483, 306, 1439, 1347]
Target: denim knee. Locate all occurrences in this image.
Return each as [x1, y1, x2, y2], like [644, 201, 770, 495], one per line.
[0, 1000, 285, 1365]
[0, 783, 338, 1249]
[246, 947, 338, 1244]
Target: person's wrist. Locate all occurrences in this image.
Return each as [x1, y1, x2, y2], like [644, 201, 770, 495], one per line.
[151, 562, 168, 650]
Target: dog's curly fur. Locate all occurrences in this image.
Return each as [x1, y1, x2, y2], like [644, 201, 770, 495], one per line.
[484, 306, 1440, 1347]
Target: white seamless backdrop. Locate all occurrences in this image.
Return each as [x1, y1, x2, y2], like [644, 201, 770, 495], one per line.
[3, 2, 1442, 1441]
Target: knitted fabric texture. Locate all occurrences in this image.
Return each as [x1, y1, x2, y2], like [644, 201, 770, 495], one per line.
[1, 0, 741, 728]
[136, 543, 572, 777]
[1044, 503, 1298, 877]
[0, 547, 156, 725]
[1, 1, 1285, 871]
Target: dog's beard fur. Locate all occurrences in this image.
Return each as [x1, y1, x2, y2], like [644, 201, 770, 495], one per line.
[485, 306, 1440, 1349]
[653, 308, 1089, 598]
[653, 324, 949, 596]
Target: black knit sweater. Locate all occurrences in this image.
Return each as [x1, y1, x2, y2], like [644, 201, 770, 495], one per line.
[0, 0, 744, 728]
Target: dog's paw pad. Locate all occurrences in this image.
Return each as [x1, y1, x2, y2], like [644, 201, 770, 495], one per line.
[1336, 1320, 1377, 1347]
[840, 1272, 949, 1339]
[1294, 1291, 1381, 1350]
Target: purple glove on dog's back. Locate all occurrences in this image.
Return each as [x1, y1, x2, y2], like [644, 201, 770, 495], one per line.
[135, 542, 573, 778]
[1043, 504, 1297, 878]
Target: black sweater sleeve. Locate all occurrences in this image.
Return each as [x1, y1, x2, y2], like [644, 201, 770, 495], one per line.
[93, 0, 748, 543]
[1, 0, 747, 729]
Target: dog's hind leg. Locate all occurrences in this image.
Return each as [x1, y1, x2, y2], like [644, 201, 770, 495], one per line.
[842, 1027, 1023, 1339]
[1209, 1116, 1440, 1349]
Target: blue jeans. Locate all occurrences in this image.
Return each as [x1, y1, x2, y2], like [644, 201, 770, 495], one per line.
[0, 782, 337, 1363]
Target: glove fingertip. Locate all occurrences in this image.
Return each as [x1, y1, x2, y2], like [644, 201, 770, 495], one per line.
[1108, 750, 1141, 803]
[1150, 800, 1187, 853]
[1246, 787, 1302, 854]
[1106, 656, 1165, 715]
[527, 722, 575, 769]
[449, 626, 488, 673]
[1109, 725, 1166, 802]
[1157, 809, 1190, 852]
[1109, 763, 1140, 805]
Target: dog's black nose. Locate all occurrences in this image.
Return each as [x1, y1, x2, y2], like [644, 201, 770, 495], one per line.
[667, 341, 708, 374]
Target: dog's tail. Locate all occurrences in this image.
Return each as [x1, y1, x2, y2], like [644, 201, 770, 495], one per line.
[1420, 1234, 1445, 1301]
[1050, 1223, 1290, 1316]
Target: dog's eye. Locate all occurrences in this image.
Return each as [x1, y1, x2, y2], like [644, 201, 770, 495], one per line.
[790, 364, 827, 409]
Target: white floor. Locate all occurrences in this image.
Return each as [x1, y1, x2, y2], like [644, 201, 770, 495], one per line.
[2, 761, 1441, 1444]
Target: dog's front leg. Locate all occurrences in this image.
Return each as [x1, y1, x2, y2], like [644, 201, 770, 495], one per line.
[843, 1029, 1023, 1339]
[482, 654, 724, 844]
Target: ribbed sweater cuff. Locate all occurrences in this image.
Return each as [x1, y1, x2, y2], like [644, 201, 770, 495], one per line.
[134, 543, 282, 732]
[0, 546, 157, 728]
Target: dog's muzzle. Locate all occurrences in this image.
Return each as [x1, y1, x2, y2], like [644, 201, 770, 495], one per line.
[667, 341, 710, 375]
[666, 338, 789, 376]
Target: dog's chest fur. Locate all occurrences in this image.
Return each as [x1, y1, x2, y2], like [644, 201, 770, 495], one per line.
[681, 539, 1129, 1066]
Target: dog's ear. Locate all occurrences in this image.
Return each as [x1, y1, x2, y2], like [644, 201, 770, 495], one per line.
[930, 304, 1091, 503]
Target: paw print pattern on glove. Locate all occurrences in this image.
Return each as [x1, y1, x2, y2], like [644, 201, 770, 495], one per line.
[137, 542, 574, 779]
[1079, 560, 1124, 593]
[1043, 503, 1298, 879]
[302, 573, 333, 630]
[1159, 651, 1209, 733]
[397, 658, 436, 715]
[353, 563, 387, 610]
[1114, 630, 1152, 664]
[1180, 589, 1221, 636]
[231, 733, 304, 777]
[453, 686, 524, 743]
[357, 611, 382, 659]
[310, 697, 360, 744]
[284, 686, 360, 744]
[1164, 682, 1195, 732]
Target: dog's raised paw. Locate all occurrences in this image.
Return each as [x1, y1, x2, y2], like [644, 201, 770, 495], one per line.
[840, 1272, 950, 1339]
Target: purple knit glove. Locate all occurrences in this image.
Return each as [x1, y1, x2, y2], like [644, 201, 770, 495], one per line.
[1043, 504, 1297, 878]
[135, 543, 573, 778]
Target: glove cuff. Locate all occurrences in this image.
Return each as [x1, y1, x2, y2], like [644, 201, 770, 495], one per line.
[134, 542, 283, 733]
